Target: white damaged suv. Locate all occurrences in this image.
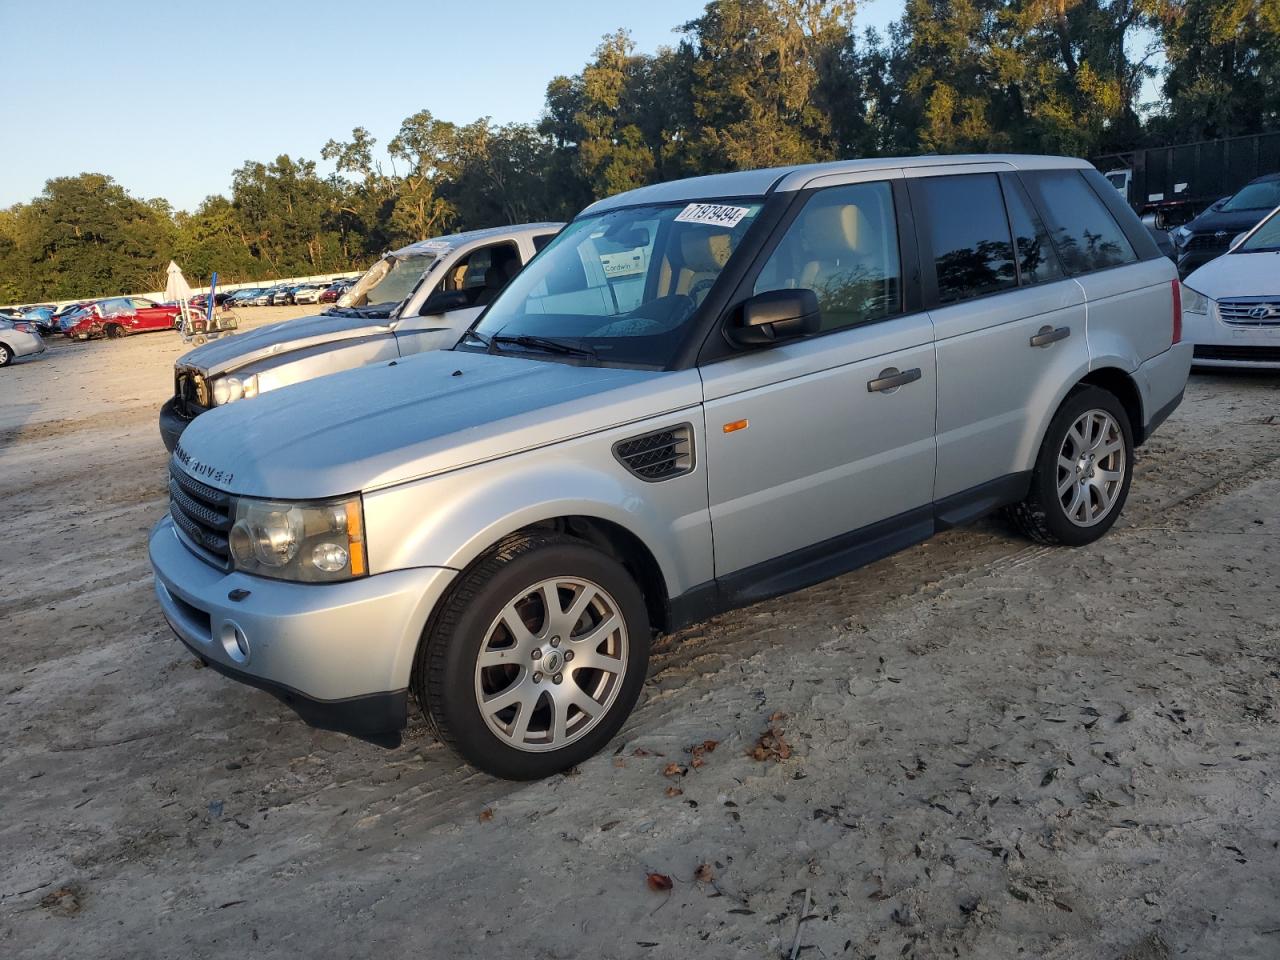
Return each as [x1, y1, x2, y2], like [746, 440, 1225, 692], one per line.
[150, 155, 1191, 779]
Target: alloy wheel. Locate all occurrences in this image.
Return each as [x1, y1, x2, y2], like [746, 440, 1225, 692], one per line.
[1056, 409, 1126, 527]
[473, 577, 629, 753]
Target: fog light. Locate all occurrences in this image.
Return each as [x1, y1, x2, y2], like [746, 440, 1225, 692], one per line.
[311, 541, 349, 573]
[221, 621, 250, 664]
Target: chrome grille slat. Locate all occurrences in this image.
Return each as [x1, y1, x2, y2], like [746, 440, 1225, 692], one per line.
[1218, 298, 1280, 325]
[168, 460, 233, 567]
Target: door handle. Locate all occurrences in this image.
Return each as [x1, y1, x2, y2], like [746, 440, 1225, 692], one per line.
[867, 367, 922, 393]
[1029, 325, 1071, 347]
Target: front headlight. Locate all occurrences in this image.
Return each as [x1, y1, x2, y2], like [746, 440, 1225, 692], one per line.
[211, 374, 259, 405]
[1173, 227, 1192, 248]
[1182, 285, 1210, 315]
[227, 494, 367, 582]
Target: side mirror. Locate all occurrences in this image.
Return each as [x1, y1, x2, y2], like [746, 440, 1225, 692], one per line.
[419, 290, 470, 315]
[726, 289, 821, 347]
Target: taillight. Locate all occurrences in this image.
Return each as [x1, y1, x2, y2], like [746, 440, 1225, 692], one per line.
[1171, 279, 1182, 345]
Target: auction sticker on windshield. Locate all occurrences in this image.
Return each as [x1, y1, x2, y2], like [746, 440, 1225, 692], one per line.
[674, 203, 751, 228]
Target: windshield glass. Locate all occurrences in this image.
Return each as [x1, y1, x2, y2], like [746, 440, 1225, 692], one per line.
[1236, 207, 1280, 253]
[338, 252, 437, 310]
[471, 200, 763, 366]
[1222, 180, 1280, 212]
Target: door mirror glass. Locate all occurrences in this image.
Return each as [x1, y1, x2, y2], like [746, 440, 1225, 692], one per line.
[727, 289, 820, 347]
[419, 289, 470, 315]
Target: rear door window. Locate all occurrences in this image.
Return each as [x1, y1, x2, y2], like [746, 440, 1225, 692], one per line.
[753, 181, 902, 331]
[1020, 170, 1137, 275]
[1002, 177, 1065, 285]
[914, 173, 1017, 304]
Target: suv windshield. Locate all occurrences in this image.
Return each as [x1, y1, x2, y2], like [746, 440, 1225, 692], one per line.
[1221, 180, 1280, 212]
[336, 252, 437, 313]
[468, 200, 763, 366]
[1235, 208, 1280, 253]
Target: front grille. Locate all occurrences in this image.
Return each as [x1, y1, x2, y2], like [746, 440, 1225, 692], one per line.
[613, 423, 695, 482]
[1218, 298, 1280, 325]
[1194, 345, 1280, 363]
[1184, 234, 1231, 253]
[173, 368, 209, 419]
[169, 462, 233, 566]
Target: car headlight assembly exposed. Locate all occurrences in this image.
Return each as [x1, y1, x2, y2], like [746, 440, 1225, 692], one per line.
[227, 494, 367, 582]
[1181, 285, 1210, 315]
[211, 374, 259, 406]
[1173, 226, 1191, 248]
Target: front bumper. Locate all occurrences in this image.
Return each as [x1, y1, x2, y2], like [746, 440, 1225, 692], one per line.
[149, 517, 457, 741]
[1183, 307, 1280, 369]
[158, 397, 191, 452]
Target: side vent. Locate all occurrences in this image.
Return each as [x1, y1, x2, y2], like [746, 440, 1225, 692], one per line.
[613, 423, 695, 482]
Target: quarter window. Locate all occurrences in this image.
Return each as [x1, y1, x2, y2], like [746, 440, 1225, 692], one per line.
[1003, 178, 1065, 285]
[753, 181, 901, 331]
[1021, 170, 1137, 275]
[916, 174, 1017, 304]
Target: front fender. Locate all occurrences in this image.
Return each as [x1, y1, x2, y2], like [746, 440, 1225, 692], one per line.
[361, 424, 713, 601]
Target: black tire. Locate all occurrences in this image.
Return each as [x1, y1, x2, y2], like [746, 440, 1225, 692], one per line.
[414, 532, 651, 780]
[105, 323, 125, 339]
[1006, 385, 1134, 546]
[0, 342, 12, 367]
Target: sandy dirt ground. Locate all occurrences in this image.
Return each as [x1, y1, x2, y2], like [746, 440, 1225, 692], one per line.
[1, 312, 1278, 959]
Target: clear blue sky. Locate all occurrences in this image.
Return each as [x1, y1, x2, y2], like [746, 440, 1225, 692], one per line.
[0, 0, 904, 212]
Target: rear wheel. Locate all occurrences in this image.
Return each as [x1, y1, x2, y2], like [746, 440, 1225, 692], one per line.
[1007, 386, 1133, 546]
[414, 533, 650, 780]
[105, 323, 126, 339]
[0, 343, 12, 367]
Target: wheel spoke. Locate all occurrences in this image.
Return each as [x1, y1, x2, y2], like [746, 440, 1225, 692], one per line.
[1057, 470, 1076, 496]
[1093, 481, 1113, 516]
[1065, 484, 1085, 520]
[477, 647, 519, 669]
[1096, 467, 1123, 484]
[1098, 438, 1123, 460]
[1067, 425, 1086, 455]
[481, 673, 533, 716]
[509, 696, 537, 744]
[571, 647, 625, 675]
[570, 612, 621, 653]
[562, 583, 598, 632]
[498, 603, 535, 648]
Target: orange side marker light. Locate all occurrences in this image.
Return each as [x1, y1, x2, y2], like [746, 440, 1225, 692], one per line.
[722, 419, 749, 434]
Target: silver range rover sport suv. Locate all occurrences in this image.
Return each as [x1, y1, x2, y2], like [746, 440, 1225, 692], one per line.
[150, 155, 1191, 780]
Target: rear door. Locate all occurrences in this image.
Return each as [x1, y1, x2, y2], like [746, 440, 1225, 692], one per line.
[914, 169, 1089, 504]
[699, 174, 938, 586]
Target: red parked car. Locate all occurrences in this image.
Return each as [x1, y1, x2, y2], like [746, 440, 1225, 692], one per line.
[64, 297, 182, 340]
[318, 279, 353, 303]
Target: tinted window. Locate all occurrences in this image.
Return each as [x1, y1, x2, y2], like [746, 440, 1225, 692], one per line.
[753, 181, 901, 331]
[916, 174, 1017, 304]
[532, 232, 557, 252]
[1022, 170, 1137, 275]
[1003, 178, 1065, 285]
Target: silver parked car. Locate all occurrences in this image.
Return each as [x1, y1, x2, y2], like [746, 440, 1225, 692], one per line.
[158, 223, 563, 450]
[150, 155, 1191, 779]
[0, 318, 47, 366]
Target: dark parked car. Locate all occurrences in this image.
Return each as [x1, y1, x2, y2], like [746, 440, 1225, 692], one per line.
[1171, 173, 1280, 277]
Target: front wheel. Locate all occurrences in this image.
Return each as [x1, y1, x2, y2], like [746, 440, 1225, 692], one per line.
[1006, 386, 1134, 546]
[0, 343, 12, 367]
[415, 533, 650, 780]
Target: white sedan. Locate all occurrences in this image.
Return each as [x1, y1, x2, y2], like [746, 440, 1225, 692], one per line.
[1182, 204, 1280, 369]
[0, 318, 47, 367]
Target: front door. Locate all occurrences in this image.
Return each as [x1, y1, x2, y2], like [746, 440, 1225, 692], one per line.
[699, 177, 938, 589]
[395, 241, 522, 356]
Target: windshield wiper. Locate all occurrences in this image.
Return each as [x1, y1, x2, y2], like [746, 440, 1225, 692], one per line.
[492, 334, 598, 359]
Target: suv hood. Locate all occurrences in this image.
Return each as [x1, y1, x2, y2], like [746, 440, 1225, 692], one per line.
[1184, 208, 1267, 237]
[174, 351, 701, 499]
[178, 311, 393, 377]
[1184, 250, 1280, 299]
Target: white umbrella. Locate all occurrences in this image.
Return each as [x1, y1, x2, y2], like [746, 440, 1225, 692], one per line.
[164, 261, 196, 334]
[164, 260, 194, 302]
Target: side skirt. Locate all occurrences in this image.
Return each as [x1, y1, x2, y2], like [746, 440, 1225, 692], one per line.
[667, 471, 1032, 632]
